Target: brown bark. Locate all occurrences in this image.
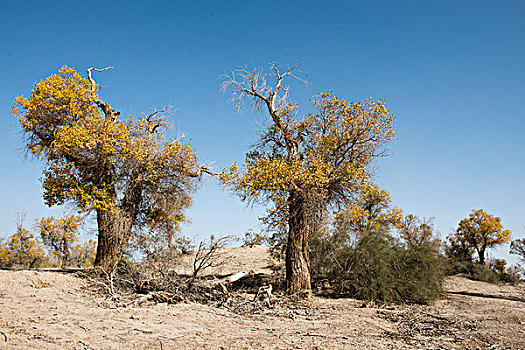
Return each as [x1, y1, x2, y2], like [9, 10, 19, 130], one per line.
[94, 209, 133, 268]
[285, 192, 312, 295]
[61, 237, 70, 269]
[478, 245, 487, 265]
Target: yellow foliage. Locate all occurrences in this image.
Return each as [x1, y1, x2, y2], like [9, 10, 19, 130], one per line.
[334, 183, 402, 236]
[0, 227, 46, 268]
[13, 66, 200, 231]
[70, 240, 97, 267]
[455, 209, 512, 264]
[37, 214, 81, 267]
[222, 92, 396, 229]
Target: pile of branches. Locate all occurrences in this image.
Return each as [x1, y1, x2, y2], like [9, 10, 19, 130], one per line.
[78, 260, 285, 315]
[378, 306, 477, 346]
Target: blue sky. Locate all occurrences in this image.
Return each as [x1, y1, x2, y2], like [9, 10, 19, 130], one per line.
[1, 1, 524, 262]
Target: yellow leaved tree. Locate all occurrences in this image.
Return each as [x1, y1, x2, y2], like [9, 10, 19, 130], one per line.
[221, 63, 396, 294]
[454, 209, 512, 265]
[0, 213, 46, 268]
[36, 214, 81, 268]
[13, 67, 210, 268]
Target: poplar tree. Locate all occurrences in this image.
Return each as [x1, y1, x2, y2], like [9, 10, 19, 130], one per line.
[222, 63, 396, 294]
[14, 67, 211, 267]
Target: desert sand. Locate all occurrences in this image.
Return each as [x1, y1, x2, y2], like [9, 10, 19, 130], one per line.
[0, 246, 524, 349]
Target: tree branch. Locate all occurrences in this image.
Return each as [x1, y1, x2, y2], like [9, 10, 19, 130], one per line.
[86, 67, 120, 122]
[187, 165, 219, 178]
[222, 63, 308, 158]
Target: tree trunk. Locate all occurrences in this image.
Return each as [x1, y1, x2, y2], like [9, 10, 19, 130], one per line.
[94, 209, 133, 268]
[478, 246, 486, 265]
[62, 237, 70, 268]
[285, 192, 312, 295]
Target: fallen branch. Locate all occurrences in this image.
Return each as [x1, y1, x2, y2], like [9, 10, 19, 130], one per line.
[254, 284, 273, 307]
[297, 332, 324, 337]
[127, 291, 188, 307]
[214, 270, 254, 292]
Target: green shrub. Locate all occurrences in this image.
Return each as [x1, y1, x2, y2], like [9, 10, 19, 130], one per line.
[311, 231, 445, 304]
[447, 257, 522, 285]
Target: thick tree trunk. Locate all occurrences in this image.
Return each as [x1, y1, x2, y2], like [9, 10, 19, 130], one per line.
[285, 192, 312, 295]
[94, 209, 134, 268]
[478, 246, 486, 265]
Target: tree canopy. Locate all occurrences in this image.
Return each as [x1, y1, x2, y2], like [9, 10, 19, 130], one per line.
[13, 67, 209, 267]
[453, 209, 511, 265]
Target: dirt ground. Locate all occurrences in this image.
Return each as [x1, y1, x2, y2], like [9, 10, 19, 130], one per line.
[0, 246, 524, 350]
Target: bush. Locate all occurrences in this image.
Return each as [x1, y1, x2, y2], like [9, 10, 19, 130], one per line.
[446, 257, 522, 285]
[311, 231, 445, 304]
[469, 263, 501, 284]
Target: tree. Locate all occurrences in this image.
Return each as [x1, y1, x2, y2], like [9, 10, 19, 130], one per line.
[13, 67, 211, 268]
[454, 209, 511, 265]
[69, 240, 97, 267]
[510, 238, 525, 264]
[221, 63, 396, 294]
[444, 233, 475, 263]
[36, 214, 81, 268]
[0, 212, 46, 268]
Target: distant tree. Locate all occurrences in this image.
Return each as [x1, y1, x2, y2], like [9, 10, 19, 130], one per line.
[221, 63, 396, 294]
[140, 195, 190, 255]
[510, 238, 525, 264]
[444, 233, 475, 263]
[454, 209, 511, 265]
[0, 239, 11, 267]
[36, 214, 81, 268]
[0, 212, 46, 268]
[13, 67, 211, 268]
[70, 239, 97, 267]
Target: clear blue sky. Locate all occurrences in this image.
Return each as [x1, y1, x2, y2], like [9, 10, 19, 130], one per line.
[1, 0, 524, 262]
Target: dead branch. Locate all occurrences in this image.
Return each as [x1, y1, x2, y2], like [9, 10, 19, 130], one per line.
[187, 165, 219, 178]
[86, 66, 120, 122]
[214, 270, 254, 292]
[254, 284, 273, 307]
[101, 267, 116, 297]
[221, 63, 308, 154]
[191, 235, 233, 281]
[143, 108, 173, 136]
[78, 340, 92, 350]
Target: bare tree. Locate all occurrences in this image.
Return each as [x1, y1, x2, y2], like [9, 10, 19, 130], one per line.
[510, 238, 525, 264]
[191, 235, 233, 280]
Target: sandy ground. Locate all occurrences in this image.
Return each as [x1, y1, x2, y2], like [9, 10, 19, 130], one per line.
[0, 246, 524, 350]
